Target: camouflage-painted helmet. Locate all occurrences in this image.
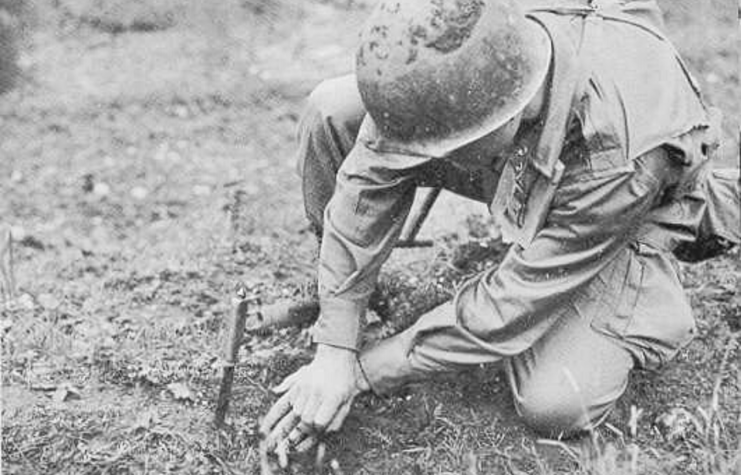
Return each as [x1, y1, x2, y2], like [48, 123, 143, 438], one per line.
[356, 0, 551, 157]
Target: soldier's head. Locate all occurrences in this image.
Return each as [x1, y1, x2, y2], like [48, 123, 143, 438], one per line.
[356, 0, 551, 158]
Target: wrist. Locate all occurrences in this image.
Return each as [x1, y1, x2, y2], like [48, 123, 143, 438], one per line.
[354, 355, 371, 392]
[315, 344, 370, 393]
[315, 343, 357, 360]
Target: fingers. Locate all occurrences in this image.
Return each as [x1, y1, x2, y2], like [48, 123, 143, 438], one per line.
[296, 435, 318, 453]
[293, 389, 323, 428]
[326, 399, 352, 432]
[259, 392, 292, 435]
[265, 411, 301, 451]
[287, 422, 313, 446]
[273, 370, 301, 394]
[312, 395, 348, 431]
[275, 439, 290, 468]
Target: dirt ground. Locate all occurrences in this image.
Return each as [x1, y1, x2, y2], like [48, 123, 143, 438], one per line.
[1, 0, 739, 474]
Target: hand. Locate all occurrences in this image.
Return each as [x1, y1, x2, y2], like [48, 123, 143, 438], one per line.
[259, 344, 370, 464]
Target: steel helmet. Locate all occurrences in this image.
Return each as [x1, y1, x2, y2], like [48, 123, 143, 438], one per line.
[356, 0, 551, 157]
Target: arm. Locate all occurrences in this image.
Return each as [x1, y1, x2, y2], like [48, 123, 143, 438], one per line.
[261, 117, 421, 458]
[312, 134, 419, 349]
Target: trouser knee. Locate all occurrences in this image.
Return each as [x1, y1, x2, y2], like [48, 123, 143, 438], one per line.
[296, 77, 365, 233]
[296, 77, 364, 178]
[515, 389, 604, 438]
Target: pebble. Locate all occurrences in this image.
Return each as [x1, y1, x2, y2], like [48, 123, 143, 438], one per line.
[130, 186, 149, 200]
[16, 293, 36, 310]
[93, 182, 111, 196]
[192, 185, 211, 196]
[9, 225, 27, 241]
[38, 293, 61, 310]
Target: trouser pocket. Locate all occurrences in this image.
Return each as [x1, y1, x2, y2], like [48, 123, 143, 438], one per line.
[573, 247, 641, 339]
[579, 243, 695, 369]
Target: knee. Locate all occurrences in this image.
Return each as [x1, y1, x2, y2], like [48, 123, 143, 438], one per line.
[297, 77, 364, 177]
[517, 392, 589, 438]
[514, 379, 607, 438]
[305, 76, 364, 139]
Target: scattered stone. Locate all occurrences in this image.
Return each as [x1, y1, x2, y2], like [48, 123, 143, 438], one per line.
[192, 184, 211, 196]
[9, 225, 27, 241]
[173, 105, 189, 118]
[130, 186, 149, 200]
[52, 383, 82, 403]
[655, 407, 701, 440]
[154, 143, 169, 162]
[38, 293, 61, 310]
[15, 292, 36, 310]
[167, 381, 195, 402]
[93, 182, 111, 196]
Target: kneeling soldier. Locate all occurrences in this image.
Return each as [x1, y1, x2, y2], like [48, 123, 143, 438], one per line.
[262, 0, 741, 458]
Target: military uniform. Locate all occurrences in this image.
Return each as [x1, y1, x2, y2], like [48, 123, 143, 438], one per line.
[297, 0, 740, 436]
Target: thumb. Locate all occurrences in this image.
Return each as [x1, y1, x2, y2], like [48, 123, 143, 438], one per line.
[273, 369, 301, 394]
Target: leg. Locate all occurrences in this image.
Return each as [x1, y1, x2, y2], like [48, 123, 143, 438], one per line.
[506, 311, 633, 437]
[296, 75, 366, 234]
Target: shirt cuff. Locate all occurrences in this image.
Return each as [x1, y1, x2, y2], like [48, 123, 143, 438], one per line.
[358, 330, 418, 396]
[310, 297, 366, 351]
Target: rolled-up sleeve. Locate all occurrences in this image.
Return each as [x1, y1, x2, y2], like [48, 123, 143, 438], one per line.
[311, 119, 422, 350]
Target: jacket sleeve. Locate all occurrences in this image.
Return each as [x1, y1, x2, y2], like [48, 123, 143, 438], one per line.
[311, 120, 421, 350]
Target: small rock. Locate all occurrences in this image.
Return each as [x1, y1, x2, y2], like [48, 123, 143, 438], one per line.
[130, 186, 149, 200]
[15, 293, 36, 310]
[366, 309, 382, 325]
[192, 185, 211, 196]
[9, 225, 27, 241]
[167, 381, 195, 402]
[38, 293, 61, 310]
[52, 383, 82, 403]
[10, 170, 23, 183]
[154, 143, 169, 162]
[173, 105, 189, 118]
[93, 182, 111, 196]
[655, 407, 701, 440]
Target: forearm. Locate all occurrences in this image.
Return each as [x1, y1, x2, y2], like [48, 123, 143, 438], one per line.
[311, 128, 417, 350]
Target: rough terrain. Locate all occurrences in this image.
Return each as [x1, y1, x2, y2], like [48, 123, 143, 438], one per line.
[1, 0, 739, 474]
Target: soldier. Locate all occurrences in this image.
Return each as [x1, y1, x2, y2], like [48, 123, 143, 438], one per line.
[261, 0, 740, 460]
